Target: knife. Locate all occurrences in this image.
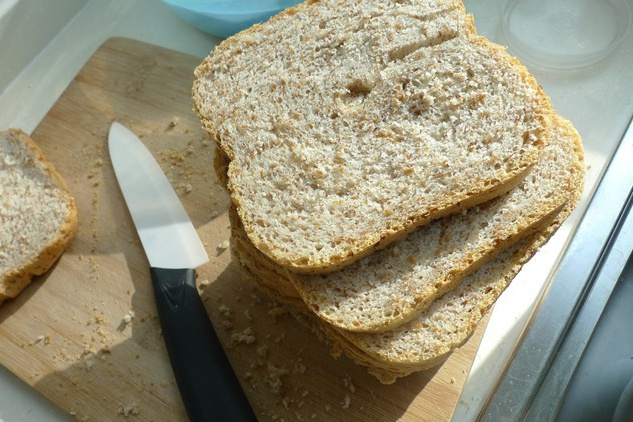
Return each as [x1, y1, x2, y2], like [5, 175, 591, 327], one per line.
[108, 122, 256, 421]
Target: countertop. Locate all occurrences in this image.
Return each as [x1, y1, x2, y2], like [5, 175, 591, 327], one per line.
[1, 0, 632, 420]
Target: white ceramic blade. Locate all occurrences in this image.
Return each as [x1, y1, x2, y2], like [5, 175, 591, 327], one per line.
[108, 122, 208, 269]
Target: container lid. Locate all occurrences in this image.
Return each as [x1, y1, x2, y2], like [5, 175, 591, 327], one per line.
[501, 0, 632, 70]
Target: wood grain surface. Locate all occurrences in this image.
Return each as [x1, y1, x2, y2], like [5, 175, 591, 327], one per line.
[0, 37, 487, 421]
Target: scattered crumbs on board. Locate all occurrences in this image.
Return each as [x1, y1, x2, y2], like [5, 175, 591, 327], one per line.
[117, 402, 140, 417]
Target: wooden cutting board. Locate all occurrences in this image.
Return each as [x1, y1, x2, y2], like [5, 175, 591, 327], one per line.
[0, 37, 487, 421]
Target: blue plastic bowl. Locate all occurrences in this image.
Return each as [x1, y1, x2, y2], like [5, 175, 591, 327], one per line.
[163, 0, 302, 39]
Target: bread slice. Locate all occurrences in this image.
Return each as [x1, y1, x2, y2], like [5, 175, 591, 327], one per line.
[226, 114, 582, 331]
[0, 129, 78, 305]
[194, 0, 551, 273]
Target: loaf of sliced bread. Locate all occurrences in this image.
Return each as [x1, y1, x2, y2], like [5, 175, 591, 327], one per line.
[229, 114, 584, 382]
[194, 0, 551, 273]
[0, 129, 78, 305]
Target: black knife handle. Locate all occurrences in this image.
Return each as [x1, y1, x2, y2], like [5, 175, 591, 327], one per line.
[150, 267, 256, 422]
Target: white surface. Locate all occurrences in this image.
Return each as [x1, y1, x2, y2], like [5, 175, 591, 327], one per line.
[0, 0, 632, 420]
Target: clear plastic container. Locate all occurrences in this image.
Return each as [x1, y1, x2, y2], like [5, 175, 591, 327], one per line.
[501, 0, 632, 70]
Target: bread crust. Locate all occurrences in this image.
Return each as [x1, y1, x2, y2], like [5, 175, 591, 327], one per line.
[0, 129, 78, 305]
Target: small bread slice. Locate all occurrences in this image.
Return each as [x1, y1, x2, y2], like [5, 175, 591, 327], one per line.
[0, 129, 78, 305]
[194, 0, 551, 273]
[286, 115, 583, 332]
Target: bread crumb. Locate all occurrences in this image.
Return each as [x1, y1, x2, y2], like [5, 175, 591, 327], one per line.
[343, 375, 355, 393]
[256, 344, 268, 358]
[341, 395, 351, 409]
[218, 304, 231, 315]
[243, 309, 253, 321]
[293, 360, 306, 375]
[122, 311, 135, 325]
[450, 377, 456, 384]
[268, 305, 290, 320]
[217, 240, 230, 253]
[117, 403, 140, 417]
[274, 333, 285, 344]
[266, 363, 289, 395]
[231, 327, 256, 345]
[169, 117, 180, 128]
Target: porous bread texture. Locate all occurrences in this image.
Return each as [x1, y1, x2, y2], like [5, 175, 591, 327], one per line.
[228, 114, 585, 383]
[289, 114, 580, 332]
[0, 129, 78, 305]
[193, 0, 551, 273]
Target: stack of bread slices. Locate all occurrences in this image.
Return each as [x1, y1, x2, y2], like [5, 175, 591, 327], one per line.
[193, 0, 584, 383]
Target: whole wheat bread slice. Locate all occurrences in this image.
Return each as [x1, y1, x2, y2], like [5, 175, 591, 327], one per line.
[0, 129, 78, 305]
[194, 0, 551, 273]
